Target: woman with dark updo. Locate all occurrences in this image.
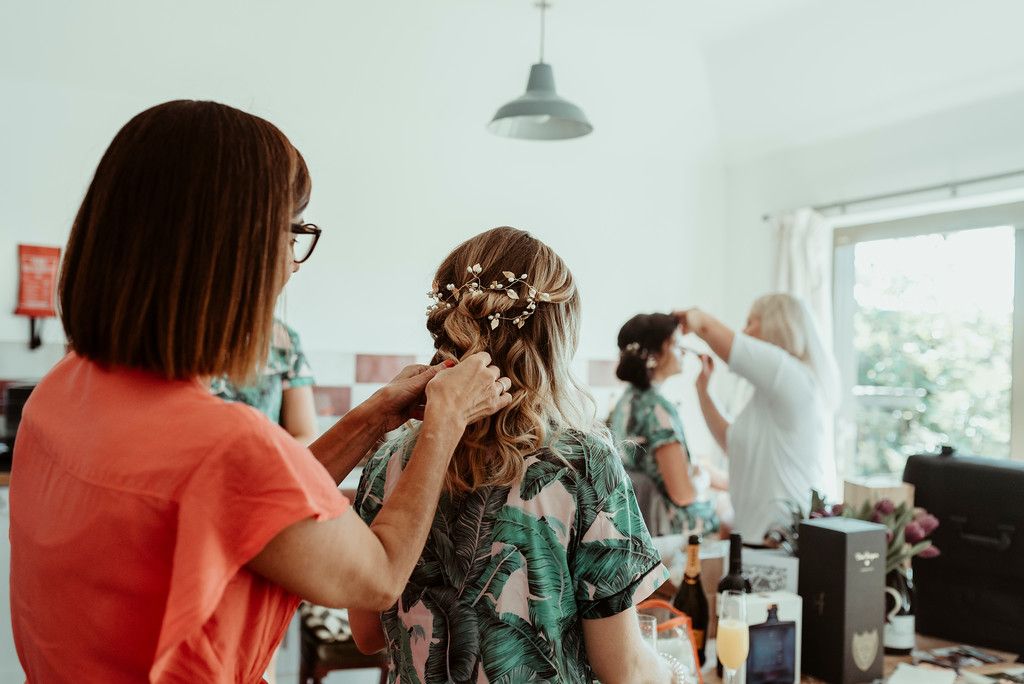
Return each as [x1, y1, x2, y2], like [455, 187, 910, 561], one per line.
[608, 313, 719, 536]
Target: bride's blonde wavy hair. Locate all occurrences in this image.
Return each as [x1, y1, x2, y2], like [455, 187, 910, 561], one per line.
[426, 227, 600, 494]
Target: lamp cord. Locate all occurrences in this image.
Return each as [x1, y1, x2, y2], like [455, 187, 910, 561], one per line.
[537, 1, 549, 63]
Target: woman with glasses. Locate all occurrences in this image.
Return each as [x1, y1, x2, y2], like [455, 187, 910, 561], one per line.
[212, 223, 322, 683]
[9, 100, 512, 683]
[608, 313, 719, 536]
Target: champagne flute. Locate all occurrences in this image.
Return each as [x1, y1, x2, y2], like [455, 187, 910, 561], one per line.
[717, 590, 749, 684]
[637, 613, 658, 651]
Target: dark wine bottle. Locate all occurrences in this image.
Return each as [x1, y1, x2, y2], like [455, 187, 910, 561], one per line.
[716, 533, 751, 676]
[718, 533, 753, 594]
[672, 534, 709, 665]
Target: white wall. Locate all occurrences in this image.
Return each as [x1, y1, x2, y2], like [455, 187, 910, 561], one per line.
[693, 0, 1024, 322]
[719, 89, 1024, 324]
[0, 0, 728, 382]
[703, 0, 1024, 166]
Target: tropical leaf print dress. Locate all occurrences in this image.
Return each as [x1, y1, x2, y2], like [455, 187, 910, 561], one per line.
[210, 318, 314, 423]
[608, 386, 719, 536]
[354, 428, 669, 684]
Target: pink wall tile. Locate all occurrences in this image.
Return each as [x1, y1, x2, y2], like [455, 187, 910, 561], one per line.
[312, 386, 352, 417]
[356, 354, 416, 384]
[588, 359, 621, 388]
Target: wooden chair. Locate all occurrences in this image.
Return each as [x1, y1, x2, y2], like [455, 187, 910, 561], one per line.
[297, 604, 389, 684]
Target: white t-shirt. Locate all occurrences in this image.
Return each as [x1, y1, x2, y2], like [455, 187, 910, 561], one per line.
[726, 333, 834, 542]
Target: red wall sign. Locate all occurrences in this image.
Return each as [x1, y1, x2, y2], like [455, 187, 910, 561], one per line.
[15, 244, 61, 318]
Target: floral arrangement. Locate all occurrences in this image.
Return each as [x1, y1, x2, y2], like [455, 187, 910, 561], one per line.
[765, 490, 843, 555]
[847, 498, 940, 576]
[767, 491, 941, 575]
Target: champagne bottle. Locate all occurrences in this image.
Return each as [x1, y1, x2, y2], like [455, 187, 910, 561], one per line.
[716, 533, 751, 676]
[672, 534, 709, 665]
[883, 567, 915, 655]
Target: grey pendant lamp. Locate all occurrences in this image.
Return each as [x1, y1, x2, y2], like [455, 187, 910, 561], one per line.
[488, 1, 592, 140]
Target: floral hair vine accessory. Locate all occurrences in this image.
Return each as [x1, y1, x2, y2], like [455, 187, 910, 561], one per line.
[426, 263, 552, 330]
[622, 342, 658, 370]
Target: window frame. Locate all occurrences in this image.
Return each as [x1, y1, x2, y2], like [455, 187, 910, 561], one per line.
[830, 196, 1024, 476]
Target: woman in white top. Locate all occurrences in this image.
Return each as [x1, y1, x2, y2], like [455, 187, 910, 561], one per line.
[677, 294, 839, 543]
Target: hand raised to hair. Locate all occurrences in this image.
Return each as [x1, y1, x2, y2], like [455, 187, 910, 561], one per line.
[672, 308, 704, 335]
[424, 352, 512, 428]
[375, 361, 453, 433]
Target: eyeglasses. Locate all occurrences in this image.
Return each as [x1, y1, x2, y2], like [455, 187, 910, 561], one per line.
[290, 223, 321, 264]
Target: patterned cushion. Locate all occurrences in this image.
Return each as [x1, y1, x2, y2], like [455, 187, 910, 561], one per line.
[299, 602, 352, 644]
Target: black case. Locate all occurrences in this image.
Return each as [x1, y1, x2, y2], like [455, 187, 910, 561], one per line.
[903, 450, 1024, 656]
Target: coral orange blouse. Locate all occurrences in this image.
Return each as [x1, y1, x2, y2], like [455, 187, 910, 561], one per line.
[10, 354, 348, 683]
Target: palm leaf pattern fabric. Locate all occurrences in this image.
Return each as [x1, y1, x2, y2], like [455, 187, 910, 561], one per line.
[210, 318, 313, 423]
[354, 427, 669, 684]
[608, 386, 719, 535]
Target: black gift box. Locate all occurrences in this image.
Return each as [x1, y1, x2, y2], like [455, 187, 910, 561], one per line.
[798, 517, 887, 684]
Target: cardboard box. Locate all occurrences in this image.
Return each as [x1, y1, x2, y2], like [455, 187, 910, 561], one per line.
[742, 547, 799, 595]
[742, 591, 803, 684]
[843, 475, 914, 513]
[799, 518, 887, 684]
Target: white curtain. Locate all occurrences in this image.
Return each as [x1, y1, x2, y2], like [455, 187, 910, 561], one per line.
[771, 207, 840, 499]
[773, 207, 833, 350]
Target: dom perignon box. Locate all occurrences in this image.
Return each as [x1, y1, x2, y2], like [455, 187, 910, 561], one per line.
[798, 518, 886, 684]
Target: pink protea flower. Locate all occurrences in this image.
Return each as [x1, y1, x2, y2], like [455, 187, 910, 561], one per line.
[875, 499, 895, 515]
[915, 512, 940, 536]
[831, 503, 845, 516]
[918, 545, 941, 559]
[905, 521, 926, 544]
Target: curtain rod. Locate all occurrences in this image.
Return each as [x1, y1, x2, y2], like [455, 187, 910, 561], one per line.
[761, 167, 1024, 222]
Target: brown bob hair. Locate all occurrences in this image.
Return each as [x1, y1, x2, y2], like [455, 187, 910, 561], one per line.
[59, 100, 310, 383]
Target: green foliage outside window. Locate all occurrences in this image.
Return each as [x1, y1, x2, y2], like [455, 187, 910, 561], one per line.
[852, 306, 1011, 475]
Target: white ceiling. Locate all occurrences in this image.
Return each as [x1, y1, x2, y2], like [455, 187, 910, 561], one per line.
[485, 0, 1024, 164]
[700, 0, 1024, 163]
[5, 0, 1024, 169]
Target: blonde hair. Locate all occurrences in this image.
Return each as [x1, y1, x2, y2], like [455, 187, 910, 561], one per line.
[426, 227, 601, 493]
[750, 293, 840, 409]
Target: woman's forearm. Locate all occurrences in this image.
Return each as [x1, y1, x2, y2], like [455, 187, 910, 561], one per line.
[244, 411, 466, 612]
[349, 609, 386, 655]
[698, 388, 730, 452]
[309, 399, 387, 484]
[367, 409, 464, 596]
[690, 311, 736, 363]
